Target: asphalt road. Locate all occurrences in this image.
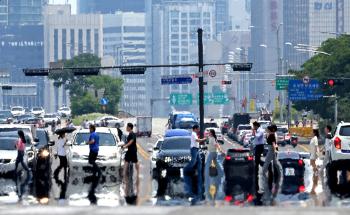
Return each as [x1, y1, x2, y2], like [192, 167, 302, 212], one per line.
[0, 118, 350, 210]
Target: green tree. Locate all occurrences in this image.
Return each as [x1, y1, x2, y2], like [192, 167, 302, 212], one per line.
[48, 54, 123, 116]
[292, 35, 350, 122]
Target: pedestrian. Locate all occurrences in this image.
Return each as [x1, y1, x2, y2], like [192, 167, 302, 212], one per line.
[51, 120, 56, 133]
[15, 130, 30, 178]
[262, 124, 278, 203]
[252, 121, 265, 194]
[320, 125, 332, 185]
[54, 132, 68, 180]
[204, 129, 225, 201]
[122, 123, 140, 196]
[87, 124, 101, 177]
[183, 124, 207, 201]
[310, 128, 320, 195]
[115, 123, 123, 142]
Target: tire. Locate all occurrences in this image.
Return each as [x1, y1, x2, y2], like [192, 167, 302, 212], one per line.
[327, 162, 337, 192]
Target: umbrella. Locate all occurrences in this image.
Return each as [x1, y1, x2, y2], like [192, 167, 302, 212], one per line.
[55, 127, 76, 135]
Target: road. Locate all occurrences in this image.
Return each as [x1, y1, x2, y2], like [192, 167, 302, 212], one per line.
[0, 118, 349, 210]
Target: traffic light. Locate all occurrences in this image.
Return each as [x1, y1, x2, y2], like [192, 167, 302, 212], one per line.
[120, 67, 146, 75]
[322, 79, 344, 88]
[72, 68, 100, 76]
[1, 85, 12, 90]
[221, 80, 232, 85]
[230, 63, 253, 71]
[23, 69, 49, 76]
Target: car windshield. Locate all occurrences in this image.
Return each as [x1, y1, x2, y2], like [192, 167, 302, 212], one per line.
[340, 126, 350, 136]
[161, 137, 191, 150]
[238, 125, 251, 130]
[17, 114, 32, 119]
[12, 107, 23, 111]
[0, 138, 17, 150]
[277, 127, 288, 133]
[60, 107, 69, 111]
[36, 130, 49, 147]
[204, 123, 219, 129]
[0, 131, 31, 146]
[32, 107, 42, 111]
[74, 132, 116, 146]
[0, 111, 11, 118]
[44, 114, 55, 118]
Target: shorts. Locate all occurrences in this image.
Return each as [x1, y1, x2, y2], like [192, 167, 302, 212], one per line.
[88, 151, 98, 164]
[124, 151, 138, 163]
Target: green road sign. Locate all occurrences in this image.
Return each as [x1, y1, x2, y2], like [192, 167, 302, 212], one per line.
[169, 93, 192, 105]
[197, 93, 229, 105]
[276, 77, 290, 90]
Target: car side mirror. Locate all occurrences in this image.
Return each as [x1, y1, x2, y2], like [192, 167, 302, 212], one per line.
[66, 141, 72, 146]
[48, 141, 55, 146]
[34, 138, 39, 142]
[148, 147, 153, 153]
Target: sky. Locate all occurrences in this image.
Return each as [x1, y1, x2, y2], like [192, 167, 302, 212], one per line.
[50, 0, 77, 14]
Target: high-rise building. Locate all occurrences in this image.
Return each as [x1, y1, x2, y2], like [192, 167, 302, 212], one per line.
[103, 12, 147, 116]
[0, 0, 48, 26]
[77, 0, 145, 14]
[43, 5, 103, 112]
[250, 0, 283, 109]
[215, 0, 229, 35]
[0, 25, 44, 109]
[229, 0, 251, 30]
[146, 0, 216, 117]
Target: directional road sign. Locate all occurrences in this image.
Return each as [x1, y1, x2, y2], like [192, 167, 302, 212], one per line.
[161, 75, 193, 85]
[288, 79, 323, 101]
[169, 93, 192, 105]
[100, 98, 109, 106]
[276, 77, 290, 90]
[197, 93, 229, 105]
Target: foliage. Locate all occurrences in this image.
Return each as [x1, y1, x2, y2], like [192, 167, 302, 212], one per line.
[72, 112, 106, 126]
[48, 54, 123, 116]
[291, 35, 350, 122]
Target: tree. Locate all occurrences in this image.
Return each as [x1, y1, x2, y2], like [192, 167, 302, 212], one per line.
[292, 35, 350, 122]
[48, 54, 123, 116]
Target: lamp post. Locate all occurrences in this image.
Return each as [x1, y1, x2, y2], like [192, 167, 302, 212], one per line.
[277, 23, 283, 123]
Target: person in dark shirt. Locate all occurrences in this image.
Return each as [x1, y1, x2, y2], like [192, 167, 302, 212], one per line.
[87, 124, 101, 177]
[116, 123, 124, 142]
[122, 123, 139, 196]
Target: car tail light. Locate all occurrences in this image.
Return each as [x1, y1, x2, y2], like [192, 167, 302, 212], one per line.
[247, 194, 254, 202]
[298, 185, 305, 193]
[298, 159, 303, 166]
[225, 155, 231, 160]
[225, 195, 233, 202]
[334, 137, 341, 149]
[247, 156, 254, 161]
[285, 134, 291, 140]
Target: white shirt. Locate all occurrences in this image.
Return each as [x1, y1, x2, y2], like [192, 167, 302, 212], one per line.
[57, 138, 66, 156]
[324, 133, 332, 151]
[310, 136, 319, 160]
[253, 127, 265, 146]
[191, 131, 199, 148]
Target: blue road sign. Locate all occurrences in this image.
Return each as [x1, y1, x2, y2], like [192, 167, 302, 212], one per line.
[288, 79, 323, 101]
[161, 75, 192, 85]
[100, 98, 109, 105]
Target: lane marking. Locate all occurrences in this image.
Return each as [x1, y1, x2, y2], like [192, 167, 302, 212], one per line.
[137, 143, 150, 160]
[298, 144, 310, 152]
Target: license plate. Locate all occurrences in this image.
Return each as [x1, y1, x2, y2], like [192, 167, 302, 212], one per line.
[285, 168, 295, 176]
[234, 193, 245, 201]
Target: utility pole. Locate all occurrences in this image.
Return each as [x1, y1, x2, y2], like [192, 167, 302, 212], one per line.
[198, 28, 205, 138]
[277, 23, 283, 123]
[335, 94, 338, 125]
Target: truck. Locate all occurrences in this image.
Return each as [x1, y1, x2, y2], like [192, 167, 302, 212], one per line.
[227, 113, 251, 140]
[136, 116, 152, 137]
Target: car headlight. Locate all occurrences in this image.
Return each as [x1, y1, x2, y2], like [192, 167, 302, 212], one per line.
[40, 149, 50, 158]
[161, 169, 167, 178]
[164, 156, 172, 163]
[72, 152, 80, 159]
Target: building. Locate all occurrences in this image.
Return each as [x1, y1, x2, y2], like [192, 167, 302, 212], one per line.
[77, 0, 145, 14]
[229, 0, 251, 30]
[215, 0, 229, 36]
[0, 0, 48, 26]
[146, 0, 216, 117]
[103, 12, 147, 116]
[0, 25, 45, 109]
[250, 0, 283, 110]
[43, 4, 103, 112]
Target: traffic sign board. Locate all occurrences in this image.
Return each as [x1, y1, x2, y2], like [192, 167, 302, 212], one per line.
[276, 77, 290, 90]
[161, 75, 192, 85]
[231, 63, 253, 71]
[288, 79, 323, 101]
[197, 93, 229, 105]
[209, 70, 216, 78]
[169, 93, 192, 105]
[100, 98, 109, 105]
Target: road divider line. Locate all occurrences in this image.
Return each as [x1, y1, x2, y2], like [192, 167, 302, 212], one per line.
[298, 144, 310, 152]
[137, 143, 150, 160]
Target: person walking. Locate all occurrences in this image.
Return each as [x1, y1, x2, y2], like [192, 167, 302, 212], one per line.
[122, 123, 140, 196]
[262, 124, 278, 203]
[54, 133, 68, 180]
[87, 124, 101, 177]
[15, 130, 30, 178]
[252, 121, 265, 194]
[184, 125, 207, 201]
[310, 129, 320, 195]
[204, 129, 225, 201]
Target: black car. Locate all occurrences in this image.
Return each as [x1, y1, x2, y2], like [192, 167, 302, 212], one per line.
[152, 136, 205, 198]
[0, 110, 13, 123]
[223, 148, 255, 205]
[278, 151, 306, 195]
[15, 114, 33, 124]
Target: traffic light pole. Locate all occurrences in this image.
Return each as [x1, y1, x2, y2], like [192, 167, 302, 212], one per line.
[198, 28, 205, 138]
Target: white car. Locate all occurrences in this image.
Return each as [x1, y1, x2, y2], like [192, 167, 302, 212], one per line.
[31, 107, 45, 117]
[69, 127, 123, 181]
[58, 106, 71, 117]
[236, 124, 252, 142]
[11, 106, 25, 117]
[205, 127, 224, 144]
[93, 116, 124, 128]
[43, 113, 60, 126]
[0, 136, 27, 174]
[149, 138, 164, 175]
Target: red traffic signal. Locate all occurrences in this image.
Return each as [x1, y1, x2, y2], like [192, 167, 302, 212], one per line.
[221, 80, 232, 85]
[328, 79, 334, 87]
[323, 79, 344, 88]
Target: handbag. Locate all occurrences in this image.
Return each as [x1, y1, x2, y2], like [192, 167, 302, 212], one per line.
[209, 160, 218, 177]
